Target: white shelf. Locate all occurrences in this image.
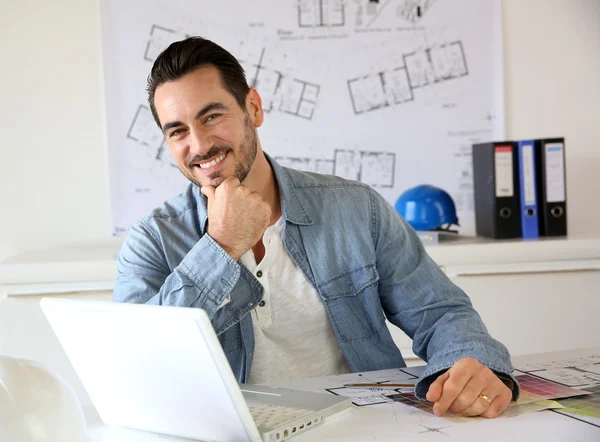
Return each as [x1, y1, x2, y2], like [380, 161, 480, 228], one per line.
[425, 235, 600, 263]
[1, 235, 599, 296]
[0, 239, 123, 296]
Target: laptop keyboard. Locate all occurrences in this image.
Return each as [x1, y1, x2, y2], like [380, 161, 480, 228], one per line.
[248, 403, 313, 429]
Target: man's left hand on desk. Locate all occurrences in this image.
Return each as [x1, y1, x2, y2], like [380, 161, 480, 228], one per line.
[426, 357, 513, 419]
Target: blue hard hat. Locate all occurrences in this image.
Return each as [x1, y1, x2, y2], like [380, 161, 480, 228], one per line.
[394, 185, 459, 231]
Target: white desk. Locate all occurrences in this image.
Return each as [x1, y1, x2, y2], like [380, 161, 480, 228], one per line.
[86, 348, 600, 442]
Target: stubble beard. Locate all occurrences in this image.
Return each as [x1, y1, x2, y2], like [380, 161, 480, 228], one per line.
[180, 113, 258, 188]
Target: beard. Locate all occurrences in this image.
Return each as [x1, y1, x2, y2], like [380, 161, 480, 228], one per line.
[180, 112, 258, 188]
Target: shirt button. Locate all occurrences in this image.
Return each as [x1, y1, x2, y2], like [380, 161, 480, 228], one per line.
[259, 300, 266, 307]
[256, 271, 263, 278]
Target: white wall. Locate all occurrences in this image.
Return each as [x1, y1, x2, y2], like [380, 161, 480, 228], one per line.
[0, 0, 110, 262]
[503, 0, 600, 238]
[1, 0, 599, 263]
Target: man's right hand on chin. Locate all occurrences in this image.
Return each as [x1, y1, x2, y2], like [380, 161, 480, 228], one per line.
[201, 177, 271, 261]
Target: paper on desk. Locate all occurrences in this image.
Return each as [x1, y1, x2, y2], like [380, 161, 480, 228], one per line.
[555, 384, 600, 419]
[513, 373, 590, 405]
[326, 387, 399, 406]
[386, 390, 564, 424]
[270, 367, 419, 399]
[530, 368, 600, 388]
[513, 349, 600, 390]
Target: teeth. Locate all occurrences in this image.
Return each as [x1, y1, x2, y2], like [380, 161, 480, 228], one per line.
[198, 153, 226, 169]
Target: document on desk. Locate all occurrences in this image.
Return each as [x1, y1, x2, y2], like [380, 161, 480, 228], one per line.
[272, 367, 420, 407]
[267, 356, 600, 441]
[271, 367, 568, 424]
[513, 347, 600, 427]
[385, 390, 564, 424]
[513, 373, 590, 405]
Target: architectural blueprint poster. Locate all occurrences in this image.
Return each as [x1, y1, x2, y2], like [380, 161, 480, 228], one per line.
[100, 0, 504, 235]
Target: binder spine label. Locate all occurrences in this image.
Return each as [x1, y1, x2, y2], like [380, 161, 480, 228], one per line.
[494, 145, 514, 197]
[545, 143, 566, 203]
[522, 144, 536, 205]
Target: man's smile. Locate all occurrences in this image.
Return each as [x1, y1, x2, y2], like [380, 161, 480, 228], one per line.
[194, 152, 229, 172]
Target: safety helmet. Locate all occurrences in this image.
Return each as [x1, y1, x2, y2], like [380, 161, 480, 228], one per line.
[0, 356, 89, 442]
[395, 184, 459, 231]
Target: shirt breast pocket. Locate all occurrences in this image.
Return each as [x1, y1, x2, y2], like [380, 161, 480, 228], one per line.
[318, 264, 385, 342]
[217, 324, 242, 354]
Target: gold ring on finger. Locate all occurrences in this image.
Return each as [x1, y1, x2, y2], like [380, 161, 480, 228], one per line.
[478, 394, 492, 405]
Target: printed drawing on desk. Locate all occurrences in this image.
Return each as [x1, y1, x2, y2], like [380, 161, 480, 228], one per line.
[324, 368, 419, 406]
[513, 373, 590, 404]
[514, 352, 600, 389]
[556, 385, 600, 419]
[512, 347, 600, 429]
[386, 391, 563, 424]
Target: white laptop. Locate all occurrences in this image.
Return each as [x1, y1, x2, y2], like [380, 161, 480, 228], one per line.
[40, 298, 351, 442]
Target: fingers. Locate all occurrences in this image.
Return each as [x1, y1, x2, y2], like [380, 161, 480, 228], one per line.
[432, 367, 474, 417]
[455, 391, 496, 417]
[251, 190, 264, 201]
[426, 370, 449, 403]
[221, 176, 241, 190]
[201, 176, 241, 200]
[427, 357, 514, 419]
[481, 385, 512, 419]
[447, 366, 496, 414]
[200, 185, 215, 200]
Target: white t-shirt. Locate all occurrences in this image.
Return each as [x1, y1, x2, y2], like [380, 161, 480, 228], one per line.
[240, 217, 351, 385]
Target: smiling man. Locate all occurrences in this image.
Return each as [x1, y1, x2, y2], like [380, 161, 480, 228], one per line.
[114, 36, 519, 419]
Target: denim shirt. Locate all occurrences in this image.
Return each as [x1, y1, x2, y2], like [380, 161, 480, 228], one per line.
[114, 154, 519, 400]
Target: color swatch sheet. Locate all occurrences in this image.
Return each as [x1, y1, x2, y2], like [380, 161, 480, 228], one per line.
[362, 372, 585, 423]
[386, 391, 563, 424]
[514, 373, 590, 405]
[328, 371, 588, 411]
[556, 384, 600, 419]
[513, 347, 600, 429]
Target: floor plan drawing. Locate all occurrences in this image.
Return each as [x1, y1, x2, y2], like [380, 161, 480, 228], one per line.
[355, 0, 440, 28]
[145, 25, 178, 62]
[144, 25, 321, 120]
[298, 0, 346, 28]
[275, 149, 395, 188]
[406, 41, 468, 88]
[101, 0, 504, 235]
[127, 105, 164, 149]
[348, 40, 468, 114]
[274, 156, 336, 175]
[126, 105, 178, 171]
[397, 0, 440, 24]
[348, 67, 414, 114]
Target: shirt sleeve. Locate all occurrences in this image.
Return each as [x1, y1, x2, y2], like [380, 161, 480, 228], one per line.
[369, 189, 520, 401]
[112, 220, 263, 335]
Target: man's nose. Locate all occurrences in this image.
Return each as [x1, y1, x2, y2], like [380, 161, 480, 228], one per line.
[188, 129, 213, 155]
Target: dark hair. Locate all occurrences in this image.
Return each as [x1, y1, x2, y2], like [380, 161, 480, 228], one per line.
[146, 36, 250, 128]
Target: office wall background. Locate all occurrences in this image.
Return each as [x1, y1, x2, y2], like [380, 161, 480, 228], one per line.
[1, 0, 599, 263]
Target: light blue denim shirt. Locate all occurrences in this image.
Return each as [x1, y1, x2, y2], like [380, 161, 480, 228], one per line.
[114, 154, 519, 400]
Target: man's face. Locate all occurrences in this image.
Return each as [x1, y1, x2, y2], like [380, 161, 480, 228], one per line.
[154, 66, 260, 188]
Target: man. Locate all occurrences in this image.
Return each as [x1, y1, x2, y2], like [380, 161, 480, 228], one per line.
[114, 36, 519, 419]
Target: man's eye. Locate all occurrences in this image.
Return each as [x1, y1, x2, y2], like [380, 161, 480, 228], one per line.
[169, 128, 184, 138]
[206, 113, 222, 122]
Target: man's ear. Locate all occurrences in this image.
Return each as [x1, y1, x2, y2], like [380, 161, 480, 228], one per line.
[245, 88, 264, 127]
